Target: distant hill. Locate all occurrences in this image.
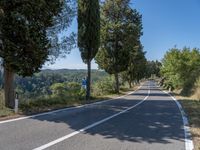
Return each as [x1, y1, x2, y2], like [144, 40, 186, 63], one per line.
[41, 69, 103, 74]
[33, 69, 108, 83]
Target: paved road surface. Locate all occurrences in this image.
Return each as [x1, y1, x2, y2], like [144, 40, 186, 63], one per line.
[0, 81, 186, 150]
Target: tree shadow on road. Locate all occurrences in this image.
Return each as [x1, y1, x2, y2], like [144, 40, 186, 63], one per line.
[31, 96, 185, 146]
[132, 93, 169, 97]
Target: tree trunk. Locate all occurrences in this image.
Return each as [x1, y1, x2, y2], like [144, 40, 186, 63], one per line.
[114, 73, 119, 93]
[137, 79, 140, 85]
[86, 60, 91, 101]
[4, 67, 15, 108]
[128, 80, 132, 88]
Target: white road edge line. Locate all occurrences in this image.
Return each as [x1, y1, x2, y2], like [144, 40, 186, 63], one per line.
[32, 84, 151, 150]
[0, 84, 144, 125]
[162, 90, 194, 150]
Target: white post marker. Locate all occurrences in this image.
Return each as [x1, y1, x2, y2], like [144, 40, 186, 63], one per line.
[14, 92, 19, 113]
[169, 87, 171, 92]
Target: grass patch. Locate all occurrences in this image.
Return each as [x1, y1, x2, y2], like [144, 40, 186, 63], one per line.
[0, 107, 14, 118]
[19, 88, 134, 115]
[179, 99, 200, 126]
[176, 97, 200, 150]
[20, 93, 124, 115]
[19, 84, 137, 115]
[19, 96, 83, 115]
[0, 90, 14, 118]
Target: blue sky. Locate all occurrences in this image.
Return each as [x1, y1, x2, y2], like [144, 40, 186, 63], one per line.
[44, 0, 200, 69]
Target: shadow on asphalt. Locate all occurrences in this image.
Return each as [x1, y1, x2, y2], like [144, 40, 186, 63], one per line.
[131, 93, 169, 97]
[139, 88, 160, 91]
[88, 100, 184, 144]
[31, 89, 185, 145]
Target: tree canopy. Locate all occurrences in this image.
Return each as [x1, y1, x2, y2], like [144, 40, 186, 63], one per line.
[146, 60, 162, 78]
[122, 43, 146, 87]
[95, 0, 143, 92]
[161, 47, 200, 94]
[0, 0, 75, 76]
[0, 0, 75, 108]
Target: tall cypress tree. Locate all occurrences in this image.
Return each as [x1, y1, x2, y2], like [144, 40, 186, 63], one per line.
[0, 0, 74, 108]
[78, 0, 100, 101]
[95, 0, 141, 93]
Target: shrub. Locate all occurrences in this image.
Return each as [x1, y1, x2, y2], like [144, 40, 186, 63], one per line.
[66, 82, 81, 98]
[50, 83, 67, 97]
[92, 76, 115, 96]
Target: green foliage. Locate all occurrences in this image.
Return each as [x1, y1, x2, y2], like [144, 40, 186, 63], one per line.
[122, 44, 146, 86]
[93, 76, 115, 96]
[9, 69, 108, 100]
[20, 81, 83, 113]
[50, 82, 83, 100]
[161, 47, 200, 94]
[0, 107, 13, 117]
[19, 96, 70, 114]
[78, 0, 100, 63]
[78, 0, 100, 100]
[0, 90, 4, 109]
[96, 0, 141, 74]
[0, 0, 67, 76]
[50, 83, 67, 96]
[66, 82, 82, 97]
[0, 0, 75, 108]
[79, 88, 86, 98]
[146, 60, 162, 78]
[195, 76, 200, 88]
[95, 0, 143, 92]
[0, 90, 13, 117]
[47, 0, 76, 61]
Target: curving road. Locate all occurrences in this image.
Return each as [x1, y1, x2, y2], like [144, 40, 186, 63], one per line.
[0, 81, 188, 150]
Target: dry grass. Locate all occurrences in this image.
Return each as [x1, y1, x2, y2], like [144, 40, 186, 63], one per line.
[0, 90, 14, 118]
[0, 107, 14, 118]
[176, 94, 200, 150]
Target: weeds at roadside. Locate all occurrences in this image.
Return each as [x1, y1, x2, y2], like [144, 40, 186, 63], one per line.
[0, 90, 14, 118]
[179, 99, 200, 150]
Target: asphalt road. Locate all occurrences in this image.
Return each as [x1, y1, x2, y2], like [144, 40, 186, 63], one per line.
[0, 81, 186, 150]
